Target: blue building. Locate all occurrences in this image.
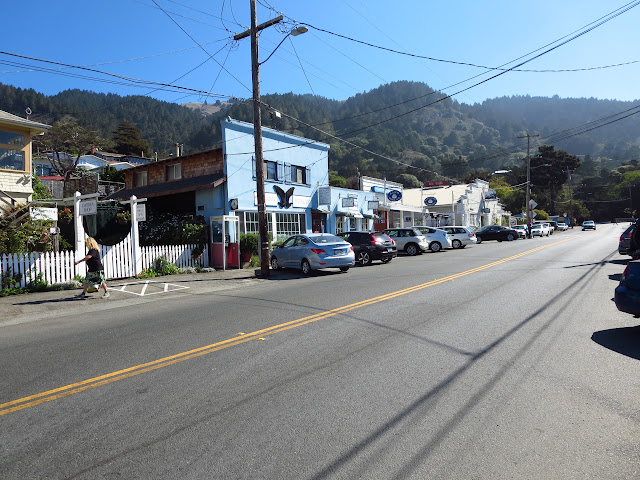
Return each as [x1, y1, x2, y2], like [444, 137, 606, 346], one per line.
[222, 117, 331, 242]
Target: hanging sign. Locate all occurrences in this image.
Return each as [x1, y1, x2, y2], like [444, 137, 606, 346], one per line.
[136, 203, 146, 222]
[79, 199, 97, 215]
[30, 207, 58, 221]
[387, 190, 402, 202]
[424, 197, 437, 206]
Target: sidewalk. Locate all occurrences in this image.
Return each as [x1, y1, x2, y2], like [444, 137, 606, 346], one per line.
[0, 268, 261, 327]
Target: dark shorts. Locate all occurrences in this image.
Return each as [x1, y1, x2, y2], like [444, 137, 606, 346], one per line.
[84, 270, 106, 286]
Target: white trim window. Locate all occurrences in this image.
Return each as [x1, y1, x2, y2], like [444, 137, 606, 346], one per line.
[135, 171, 148, 187]
[335, 215, 345, 233]
[0, 129, 26, 172]
[275, 213, 304, 242]
[166, 163, 181, 181]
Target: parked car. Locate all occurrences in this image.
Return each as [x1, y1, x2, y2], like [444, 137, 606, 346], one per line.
[556, 222, 568, 231]
[534, 222, 551, 236]
[413, 226, 453, 252]
[619, 224, 635, 255]
[475, 225, 520, 243]
[511, 225, 527, 239]
[382, 228, 429, 255]
[530, 224, 543, 237]
[269, 233, 355, 274]
[582, 220, 596, 230]
[548, 221, 559, 231]
[615, 260, 640, 316]
[439, 226, 478, 248]
[337, 231, 397, 265]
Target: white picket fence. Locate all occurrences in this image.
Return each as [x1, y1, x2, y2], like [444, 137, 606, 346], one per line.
[1, 243, 209, 288]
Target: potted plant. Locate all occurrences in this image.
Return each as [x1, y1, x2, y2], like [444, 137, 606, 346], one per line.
[240, 233, 259, 263]
[116, 211, 131, 225]
[59, 207, 73, 224]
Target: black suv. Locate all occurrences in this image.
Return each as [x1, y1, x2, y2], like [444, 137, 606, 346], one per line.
[337, 231, 397, 266]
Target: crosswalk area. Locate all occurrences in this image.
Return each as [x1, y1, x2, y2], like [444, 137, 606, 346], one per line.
[109, 280, 189, 297]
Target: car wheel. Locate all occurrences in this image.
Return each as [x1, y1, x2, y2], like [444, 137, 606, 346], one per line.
[476, 237, 482, 244]
[507, 234, 514, 241]
[430, 242, 442, 252]
[452, 239, 462, 249]
[301, 259, 312, 275]
[270, 256, 280, 270]
[339, 266, 350, 272]
[357, 250, 372, 266]
[405, 243, 419, 256]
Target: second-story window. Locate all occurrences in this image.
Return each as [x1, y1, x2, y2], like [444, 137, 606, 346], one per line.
[291, 165, 306, 184]
[264, 160, 277, 180]
[135, 171, 148, 187]
[166, 163, 181, 181]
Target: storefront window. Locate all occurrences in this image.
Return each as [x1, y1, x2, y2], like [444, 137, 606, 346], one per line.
[275, 213, 304, 242]
[0, 130, 24, 146]
[335, 215, 345, 233]
[243, 211, 272, 234]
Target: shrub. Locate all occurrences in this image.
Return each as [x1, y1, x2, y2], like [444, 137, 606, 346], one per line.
[153, 256, 179, 276]
[240, 233, 259, 255]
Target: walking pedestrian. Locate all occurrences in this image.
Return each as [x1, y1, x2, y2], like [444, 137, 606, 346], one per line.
[74, 237, 109, 299]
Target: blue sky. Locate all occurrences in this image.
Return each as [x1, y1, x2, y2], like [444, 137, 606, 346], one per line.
[1, 0, 639, 108]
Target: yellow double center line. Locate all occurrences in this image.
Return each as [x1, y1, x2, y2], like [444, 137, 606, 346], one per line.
[0, 237, 575, 416]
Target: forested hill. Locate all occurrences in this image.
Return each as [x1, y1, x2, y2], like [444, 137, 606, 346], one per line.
[1, 81, 639, 185]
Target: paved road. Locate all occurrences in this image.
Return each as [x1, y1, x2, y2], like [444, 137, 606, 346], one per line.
[1, 225, 638, 479]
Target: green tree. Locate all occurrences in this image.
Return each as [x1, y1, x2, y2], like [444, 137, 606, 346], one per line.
[32, 174, 52, 200]
[112, 120, 151, 156]
[33, 116, 104, 181]
[329, 170, 347, 187]
[395, 173, 421, 188]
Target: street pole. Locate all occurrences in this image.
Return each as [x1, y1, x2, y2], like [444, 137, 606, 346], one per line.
[518, 133, 539, 236]
[234, 5, 284, 278]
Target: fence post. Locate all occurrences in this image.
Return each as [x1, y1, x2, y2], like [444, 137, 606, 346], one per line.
[73, 191, 86, 278]
[131, 195, 142, 276]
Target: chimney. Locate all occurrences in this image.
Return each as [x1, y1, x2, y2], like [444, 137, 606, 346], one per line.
[175, 143, 180, 157]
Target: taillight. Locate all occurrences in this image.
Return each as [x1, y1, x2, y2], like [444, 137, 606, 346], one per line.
[469, 232, 475, 237]
[620, 265, 629, 283]
[349, 246, 353, 252]
[311, 248, 326, 254]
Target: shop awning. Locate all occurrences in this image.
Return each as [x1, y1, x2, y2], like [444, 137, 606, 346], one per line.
[312, 209, 331, 214]
[353, 213, 364, 218]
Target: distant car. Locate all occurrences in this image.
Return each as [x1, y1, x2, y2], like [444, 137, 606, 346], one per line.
[530, 224, 543, 237]
[556, 222, 568, 231]
[475, 225, 519, 243]
[337, 231, 397, 265]
[534, 222, 551, 236]
[413, 226, 453, 252]
[269, 233, 355, 274]
[439, 226, 478, 248]
[615, 260, 640, 316]
[619, 224, 635, 255]
[548, 221, 559, 231]
[582, 220, 596, 230]
[511, 225, 527, 239]
[382, 228, 429, 255]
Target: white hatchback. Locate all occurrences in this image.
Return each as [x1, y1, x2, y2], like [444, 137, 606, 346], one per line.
[439, 226, 477, 248]
[413, 226, 453, 252]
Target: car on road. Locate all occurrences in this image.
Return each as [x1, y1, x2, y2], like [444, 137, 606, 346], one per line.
[556, 222, 568, 231]
[582, 220, 597, 230]
[615, 260, 640, 316]
[511, 225, 527, 239]
[548, 221, 559, 231]
[619, 224, 635, 255]
[475, 225, 520, 243]
[413, 226, 453, 252]
[530, 224, 543, 237]
[439, 226, 478, 248]
[534, 221, 552, 236]
[382, 228, 429, 255]
[337, 231, 397, 265]
[270, 233, 355, 274]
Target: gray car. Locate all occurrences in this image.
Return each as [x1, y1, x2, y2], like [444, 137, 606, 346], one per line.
[270, 233, 355, 274]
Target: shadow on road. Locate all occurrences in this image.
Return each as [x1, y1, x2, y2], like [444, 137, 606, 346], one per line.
[591, 325, 640, 360]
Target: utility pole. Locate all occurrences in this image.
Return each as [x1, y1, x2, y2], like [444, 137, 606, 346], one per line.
[518, 133, 539, 236]
[234, 5, 283, 278]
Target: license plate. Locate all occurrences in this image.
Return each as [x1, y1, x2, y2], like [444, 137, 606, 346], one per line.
[334, 248, 346, 255]
[387, 248, 394, 252]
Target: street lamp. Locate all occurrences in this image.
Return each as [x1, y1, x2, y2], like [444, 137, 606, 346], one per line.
[234, 3, 307, 277]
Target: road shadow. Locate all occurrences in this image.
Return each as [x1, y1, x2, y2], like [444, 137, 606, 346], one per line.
[609, 273, 622, 282]
[13, 296, 86, 306]
[591, 325, 640, 360]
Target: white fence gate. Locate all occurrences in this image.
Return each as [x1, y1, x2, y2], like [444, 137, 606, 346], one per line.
[1, 237, 209, 288]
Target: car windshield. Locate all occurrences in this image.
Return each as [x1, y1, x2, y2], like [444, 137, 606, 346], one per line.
[309, 235, 344, 244]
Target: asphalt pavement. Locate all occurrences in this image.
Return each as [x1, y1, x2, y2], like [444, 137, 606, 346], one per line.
[0, 268, 262, 327]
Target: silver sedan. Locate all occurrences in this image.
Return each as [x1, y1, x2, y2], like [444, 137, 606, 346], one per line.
[270, 234, 355, 274]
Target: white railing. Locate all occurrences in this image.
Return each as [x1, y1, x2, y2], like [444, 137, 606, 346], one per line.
[1, 243, 209, 288]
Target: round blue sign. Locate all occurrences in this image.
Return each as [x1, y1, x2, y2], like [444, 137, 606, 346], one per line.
[387, 190, 402, 202]
[424, 197, 437, 206]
